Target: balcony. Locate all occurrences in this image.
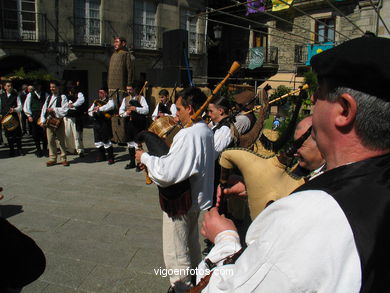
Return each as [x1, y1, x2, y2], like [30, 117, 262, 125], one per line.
[189, 32, 206, 55]
[73, 17, 101, 45]
[242, 46, 278, 69]
[133, 24, 163, 50]
[0, 10, 47, 42]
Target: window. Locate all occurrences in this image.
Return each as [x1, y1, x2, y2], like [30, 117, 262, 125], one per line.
[180, 8, 200, 54]
[1, 0, 36, 40]
[133, 0, 157, 49]
[315, 18, 335, 43]
[74, 0, 101, 45]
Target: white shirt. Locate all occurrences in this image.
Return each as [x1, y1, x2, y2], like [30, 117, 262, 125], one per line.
[211, 123, 233, 156]
[141, 121, 215, 211]
[23, 91, 48, 117]
[119, 95, 149, 117]
[234, 114, 251, 135]
[151, 103, 177, 120]
[40, 94, 69, 124]
[68, 92, 85, 110]
[87, 99, 114, 117]
[199, 190, 361, 293]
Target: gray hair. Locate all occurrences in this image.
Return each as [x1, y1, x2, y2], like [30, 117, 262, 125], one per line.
[326, 87, 390, 150]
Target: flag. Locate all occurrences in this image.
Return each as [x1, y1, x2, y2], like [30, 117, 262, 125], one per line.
[272, 0, 293, 11]
[248, 47, 265, 69]
[246, 0, 266, 15]
[305, 42, 334, 65]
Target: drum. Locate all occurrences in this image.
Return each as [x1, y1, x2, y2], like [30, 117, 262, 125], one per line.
[1, 114, 19, 131]
[46, 116, 62, 129]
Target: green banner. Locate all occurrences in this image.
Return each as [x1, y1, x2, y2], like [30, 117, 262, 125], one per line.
[248, 47, 265, 70]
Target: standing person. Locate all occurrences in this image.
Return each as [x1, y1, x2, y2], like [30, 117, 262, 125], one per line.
[40, 80, 69, 167]
[197, 36, 390, 293]
[23, 81, 48, 157]
[151, 89, 177, 121]
[108, 37, 135, 144]
[88, 88, 115, 164]
[18, 83, 30, 136]
[207, 96, 238, 156]
[64, 82, 85, 157]
[119, 84, 149, 169]
[0, 81, 24, 157]
[135, 87, 215, 293]
[232, 90, 257, 135]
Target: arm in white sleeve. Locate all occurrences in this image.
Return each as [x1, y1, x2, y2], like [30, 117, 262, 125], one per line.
[151, 104, 159, 120]
[53, 95, 69, 118]
[40, 96, 49, 123]
[88, 103, 95, 117]
[119, 98, 128, 117]
[14, 96, 22, 113]
[234, 115, 251, 135]
[135, 96, 149, 115]
[213, 126, 232, 153]
[99, 99, 114, 112]
[140, 129, 199, 187]
[169, 103, 177, 117]
[23, 93, 32, 116]
[72, 92, 85, 108]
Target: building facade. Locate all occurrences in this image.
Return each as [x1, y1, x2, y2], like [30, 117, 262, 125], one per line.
[0, 0, 207, 99]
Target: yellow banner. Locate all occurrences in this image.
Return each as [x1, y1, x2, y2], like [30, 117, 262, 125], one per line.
[272, 0, 293, 11]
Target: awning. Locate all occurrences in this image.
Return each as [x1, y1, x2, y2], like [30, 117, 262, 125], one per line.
[258, 73, 304, 94]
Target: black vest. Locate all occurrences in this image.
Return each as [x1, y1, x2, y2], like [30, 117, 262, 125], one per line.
[30, 92, 46, 113]
[45, 95, 62, 108]
[1, 91, 18, 116]
[294, 154, 390, 293]
[158, 101, 172, 115]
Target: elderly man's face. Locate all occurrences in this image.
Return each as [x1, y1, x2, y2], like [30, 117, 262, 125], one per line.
[294, 117, 324, 171]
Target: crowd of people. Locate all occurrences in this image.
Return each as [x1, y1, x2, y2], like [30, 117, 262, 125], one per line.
[1, 35, 389, 293]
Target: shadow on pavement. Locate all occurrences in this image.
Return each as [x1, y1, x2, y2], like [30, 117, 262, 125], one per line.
[0, 204, 24, 219]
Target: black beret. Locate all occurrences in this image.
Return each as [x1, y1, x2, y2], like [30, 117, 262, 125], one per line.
[311, 36, 390, 100]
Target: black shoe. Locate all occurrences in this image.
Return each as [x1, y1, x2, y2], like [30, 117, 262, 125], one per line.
[124, 162, 136, 169]
[167, 286, 176, 293]
[106, 146, 115, 165]
[36, 150, 43, 158]
[18, 148, 25, 156]
[79, 152, 85, 158]
[96, 146, 106, 162]
[124, 147, 136, 169]
[9, 150, 15, 157]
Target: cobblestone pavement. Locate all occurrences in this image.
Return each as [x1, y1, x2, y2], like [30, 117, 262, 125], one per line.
[0, 127, 205, 293]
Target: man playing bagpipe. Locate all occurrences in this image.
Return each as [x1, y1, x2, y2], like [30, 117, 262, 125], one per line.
[88, 88, 115, 164]
[119, 84, 149, 169]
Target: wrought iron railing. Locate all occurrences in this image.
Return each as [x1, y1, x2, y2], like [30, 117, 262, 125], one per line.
[189, 32, 206, 54]
[133, 24, 163, 50]
[243, 46, 279, 68]
[73, 17, 101, 45]
[0, 10, 47, 41]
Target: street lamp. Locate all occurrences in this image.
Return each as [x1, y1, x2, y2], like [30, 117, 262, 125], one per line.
[213, 25, 222, 41]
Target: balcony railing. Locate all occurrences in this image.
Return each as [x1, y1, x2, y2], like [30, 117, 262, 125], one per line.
[189, 32, 206, 55]
[243, 46, 278, 69]
[0, 10, 47, 41]
[73, 17, 101, 45]
[133, 24, 163, 50]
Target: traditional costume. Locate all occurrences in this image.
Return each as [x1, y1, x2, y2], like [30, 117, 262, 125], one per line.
[140, 121, 215, 292]
[0, 90, 24, 156]
[119, 94, 149, 169]
[23, 90, 48, 157]
[88, 97, 115, 164]
[41, 93, 69, 166]
[151, 101, 177, 121]
[64, 91, 85, 156]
